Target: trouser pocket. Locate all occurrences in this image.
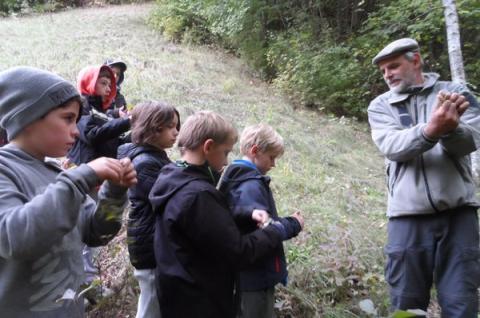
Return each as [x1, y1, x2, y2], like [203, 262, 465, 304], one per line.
[385, 248, 404, 288]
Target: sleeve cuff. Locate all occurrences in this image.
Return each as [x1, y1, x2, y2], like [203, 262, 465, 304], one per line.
[421, 127, 439, 144]
[60, 164, 100, 193]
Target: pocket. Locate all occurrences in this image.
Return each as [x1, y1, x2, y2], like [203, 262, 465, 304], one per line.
[384, 248, 404, 287]
[460, 247, 480, 289]
[385, 163, 391, 193]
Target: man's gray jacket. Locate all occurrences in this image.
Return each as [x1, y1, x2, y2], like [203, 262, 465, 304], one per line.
[368, 73, 480, 217]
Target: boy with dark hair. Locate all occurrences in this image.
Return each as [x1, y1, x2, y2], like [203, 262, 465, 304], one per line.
[219, 123, 303, 318]
[0, 66, 137, 317]
[149, 111, 303, 318]
[104, 59, 128, 118]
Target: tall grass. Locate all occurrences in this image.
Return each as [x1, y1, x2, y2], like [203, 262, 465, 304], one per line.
[0, 4, 390, 317]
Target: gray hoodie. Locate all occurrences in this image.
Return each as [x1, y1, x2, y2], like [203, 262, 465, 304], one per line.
[368, 73, 480, 217]
[0, 144, 127, 317]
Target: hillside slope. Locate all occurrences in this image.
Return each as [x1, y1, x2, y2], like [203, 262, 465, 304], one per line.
[0, 4, 389, 317]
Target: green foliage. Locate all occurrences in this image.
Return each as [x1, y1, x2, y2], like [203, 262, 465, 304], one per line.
[149, 0, 480, 119]
[148, 0, 213, 44]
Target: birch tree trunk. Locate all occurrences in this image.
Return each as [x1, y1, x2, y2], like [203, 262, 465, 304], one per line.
[442, 0, 466, 83]
[442, 0, 479, 181]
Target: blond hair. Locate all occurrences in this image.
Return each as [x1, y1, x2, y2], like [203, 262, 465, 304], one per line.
[177, 110, 237, 151]
[240, 123, 284, 156]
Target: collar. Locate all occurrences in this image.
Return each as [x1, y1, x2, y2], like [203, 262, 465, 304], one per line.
[175, 160, 221, 185]
[388, 72, 440, 104]
[233, 159, 258, 171]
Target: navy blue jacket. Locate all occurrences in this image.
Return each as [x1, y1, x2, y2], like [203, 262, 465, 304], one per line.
[118, 143, 171, 269]
[218, 160, 302, 291]
[149, 161, 284, 318]
[68, 95, 130, 164]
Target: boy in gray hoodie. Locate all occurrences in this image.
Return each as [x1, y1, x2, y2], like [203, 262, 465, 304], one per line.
[0, 66, 137, 318]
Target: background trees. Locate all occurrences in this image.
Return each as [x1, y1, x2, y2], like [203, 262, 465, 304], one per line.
[148, 0, 480, 119]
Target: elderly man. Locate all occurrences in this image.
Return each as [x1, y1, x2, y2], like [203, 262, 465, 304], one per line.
[368, 38, 480, 317]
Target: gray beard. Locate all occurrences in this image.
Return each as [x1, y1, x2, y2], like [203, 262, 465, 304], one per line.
[390, 81, 410, 93]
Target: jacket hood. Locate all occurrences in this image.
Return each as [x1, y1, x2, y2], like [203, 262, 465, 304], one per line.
[223, 160, 269, 182]
[0, 143, 62, 171]
[104, 59, 126, 86]
[388, 72, 440, 104]
[77, 65, 117, 110]
[117, 143, 137, 160]
[117, 143, 168, 162]
[149, 161, 220, 215]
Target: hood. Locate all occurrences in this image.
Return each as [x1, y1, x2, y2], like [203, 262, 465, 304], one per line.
[104, 59, 126, 86]
[0, 143, 62, 171]
[219, 160, 269, 193]
[117, 143, 168, 162]
[149, 161, 220, 215]
[224, 160, 265, 181]
[388, 72, 440, 104]
[77, 65, 117, 110]
[117, 143, 137, 160]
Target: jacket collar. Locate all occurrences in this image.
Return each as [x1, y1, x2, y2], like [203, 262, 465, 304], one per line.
[388, 72, 440, 104]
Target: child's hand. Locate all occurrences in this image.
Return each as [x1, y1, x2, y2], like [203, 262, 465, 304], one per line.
[252, 209, 270, 227]
[118, 157, 137, 187]
[87, 157, 124, 183]
[61, 157, 75, 170]
[291, 211, 304, 230]
[119, 106, 130, 119]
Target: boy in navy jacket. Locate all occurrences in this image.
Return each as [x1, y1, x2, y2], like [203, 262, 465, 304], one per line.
[219, 123, 303, 318]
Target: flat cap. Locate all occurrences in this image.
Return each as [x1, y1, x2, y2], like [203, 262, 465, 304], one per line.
[372, 38, 419, 65]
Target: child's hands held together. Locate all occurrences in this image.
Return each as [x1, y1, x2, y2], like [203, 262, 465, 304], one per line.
[291, 211, 304, 230]
[87, 157, 137, 187]
[119, 106, 130, 119]
[252, 209, 270, 228]
[118, 157, 137, 187]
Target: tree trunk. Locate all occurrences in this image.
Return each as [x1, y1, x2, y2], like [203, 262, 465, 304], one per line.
[442, 0, 479, 181]
[442, 0, 466, 84]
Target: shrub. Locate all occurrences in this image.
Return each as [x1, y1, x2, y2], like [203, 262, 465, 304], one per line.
[147, 0, 480, 119]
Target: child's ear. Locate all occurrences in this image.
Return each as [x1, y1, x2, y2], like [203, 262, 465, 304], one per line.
[251, 144, 259, 155]
[203, 139, 215, 154]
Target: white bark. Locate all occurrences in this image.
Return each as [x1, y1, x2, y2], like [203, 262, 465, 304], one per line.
[442, 0, 479, 181]
[442, 0, 466, 84]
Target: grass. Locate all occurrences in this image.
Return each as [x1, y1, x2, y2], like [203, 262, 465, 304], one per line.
[0, 4, 394, 317]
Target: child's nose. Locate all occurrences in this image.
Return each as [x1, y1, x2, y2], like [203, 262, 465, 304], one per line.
[72, 125, 79, 138]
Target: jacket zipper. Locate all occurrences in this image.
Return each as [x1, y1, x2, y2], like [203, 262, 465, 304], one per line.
[417, 96, 439, 212]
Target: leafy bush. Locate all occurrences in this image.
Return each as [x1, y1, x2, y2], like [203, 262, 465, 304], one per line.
[148, 0, 213, 44]
[148, 0, 480, 119]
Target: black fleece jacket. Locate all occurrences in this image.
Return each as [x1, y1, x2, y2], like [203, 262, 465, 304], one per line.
[149, 161, 284, 318]
[118, 143, 171, 269]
